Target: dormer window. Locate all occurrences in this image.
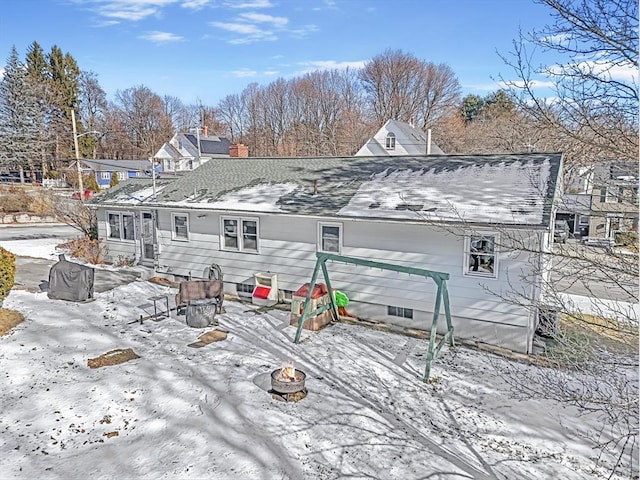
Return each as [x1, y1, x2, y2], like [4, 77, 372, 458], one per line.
[385, 132, 396, 150]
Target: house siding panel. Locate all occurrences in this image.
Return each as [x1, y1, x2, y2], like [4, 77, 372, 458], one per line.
[148, 210, 535, 352]
[98, 208, 139, 263]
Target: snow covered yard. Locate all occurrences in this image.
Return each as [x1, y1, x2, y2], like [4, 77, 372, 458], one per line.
[0, 280, 628, 480]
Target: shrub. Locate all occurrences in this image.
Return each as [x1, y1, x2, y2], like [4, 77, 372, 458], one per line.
[615, 231, 639, 247]
[28, 189, 56, 216]
[83, 174, 100, 193]
[109, 172, 119, 188]
[60, 237, 107, 264]
[0, 187, 31, 213]
[0, 247, 16, 302]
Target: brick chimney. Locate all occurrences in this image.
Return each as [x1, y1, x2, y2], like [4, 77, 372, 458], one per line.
[201, 125, 208, 137]
[229, 143, 249, 158]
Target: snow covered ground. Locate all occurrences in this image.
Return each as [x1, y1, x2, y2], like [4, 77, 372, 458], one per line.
[0, 237, 633, 479]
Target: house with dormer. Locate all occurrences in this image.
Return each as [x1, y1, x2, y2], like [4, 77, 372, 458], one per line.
[153, 127, 248, 173]
[355, 119, 444, 156]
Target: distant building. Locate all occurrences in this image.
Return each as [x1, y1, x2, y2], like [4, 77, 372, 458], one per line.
[154, 127, 248, 172]
[355, 119, 444, 156]
[67, 159, 156, 189]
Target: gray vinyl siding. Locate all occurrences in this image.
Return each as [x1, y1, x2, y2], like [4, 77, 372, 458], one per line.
[97, 208, 139, 263]
[147, 209, 539, 353]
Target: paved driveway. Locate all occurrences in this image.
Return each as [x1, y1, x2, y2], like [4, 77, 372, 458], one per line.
[0, 223, 146, 294]
[550, 238, 638, 303]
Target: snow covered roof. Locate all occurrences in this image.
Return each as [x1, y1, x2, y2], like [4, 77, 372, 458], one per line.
[92, 153, 563, 228]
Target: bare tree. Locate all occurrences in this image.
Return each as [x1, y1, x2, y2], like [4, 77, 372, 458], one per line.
[488, 3, 640, 475]
[78, 71, 107, 159]
[359, 49, 461, 128]
[113, 85, 173, 158]
[500, 0, 638, 166]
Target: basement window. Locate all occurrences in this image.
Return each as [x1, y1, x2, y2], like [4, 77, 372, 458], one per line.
[236, 283, 254, 295]
[387, 305, 413, 319]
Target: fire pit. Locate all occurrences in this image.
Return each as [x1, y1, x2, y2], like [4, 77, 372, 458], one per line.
[270, 364, 307, 402]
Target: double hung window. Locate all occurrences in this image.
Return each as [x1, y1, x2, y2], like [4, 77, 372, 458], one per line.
[385, 132, 396, 150]
[464, 233, 497, 278]
[221, 217, 259, 252]
[318, 222, 342, 253]
[172, 213, 189, 240]
[107, 211, 135, 241]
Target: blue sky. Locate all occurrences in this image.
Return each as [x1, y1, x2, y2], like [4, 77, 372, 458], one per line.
[1, 0, 556, 106]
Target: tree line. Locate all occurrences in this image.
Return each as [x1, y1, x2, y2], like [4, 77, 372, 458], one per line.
[0, 0, 636, 178]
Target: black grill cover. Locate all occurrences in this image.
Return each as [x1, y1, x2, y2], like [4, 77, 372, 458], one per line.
[47, 255, 95, 302]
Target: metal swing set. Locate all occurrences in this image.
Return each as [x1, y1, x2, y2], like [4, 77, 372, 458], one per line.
[293, 252, 455, 382]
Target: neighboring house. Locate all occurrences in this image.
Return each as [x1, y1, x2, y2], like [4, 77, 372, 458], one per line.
[588, 161, 639, 240]
[89, 153, 563, 354]
[556, 194, 592, 237]
[355, 119, 444, 156]
[66, 159, 158, 190]
[154, 127, 248, 173]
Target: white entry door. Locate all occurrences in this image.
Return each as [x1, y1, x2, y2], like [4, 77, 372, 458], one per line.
[140, 211, 155, 263]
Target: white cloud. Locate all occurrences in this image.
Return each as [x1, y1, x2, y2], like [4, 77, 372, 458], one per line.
[539, 33, 571, 45]
[224, 0, 272, 7]
[232, 68, 258, 77]
[210, 21, 276, 43]
[297, 60, 366, 74]
[181, 0, 210, 8]
[238, 12, 288, 27]
[210, 22, 261, 35]
[90, 0, 177, 21]
[289, 24, 319, 38]
[0, 68, 4, 80]
[498, 79, 556, 89]
[95, 19, 121, 27]
[139, 31, 184, 43]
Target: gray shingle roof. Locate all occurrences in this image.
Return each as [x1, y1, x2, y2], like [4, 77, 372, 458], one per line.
[184, 134, 231, 156]
[80, 159, 152, 172]
[92, 153, 563, 228]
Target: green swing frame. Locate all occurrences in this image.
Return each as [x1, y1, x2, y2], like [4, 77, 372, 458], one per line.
[293, 252, 455, 382]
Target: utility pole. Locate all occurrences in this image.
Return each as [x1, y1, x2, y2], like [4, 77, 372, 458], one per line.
[71, 109, 84, 202]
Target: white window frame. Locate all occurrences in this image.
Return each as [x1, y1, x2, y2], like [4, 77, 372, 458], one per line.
[463, 232, 498, 278]
[317, 222, 343, 254]
[117, 171, 127, 181]
[100, 172, 110, 180]
[220, 216, 260, 253]
[106, 211, 135, 242]
[171, 213, 189, 241]
[578, 215, 589, 226]
[601, 186, 619, 203]
[385, 132, 396, 150]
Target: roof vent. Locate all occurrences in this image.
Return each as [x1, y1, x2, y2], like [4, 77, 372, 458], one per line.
[396, 203, 423, 211]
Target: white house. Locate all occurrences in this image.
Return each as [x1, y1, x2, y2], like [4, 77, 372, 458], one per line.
[89, 152, 563, 354]
[355, 119, 444, 156]
[154, 127, 248, 173]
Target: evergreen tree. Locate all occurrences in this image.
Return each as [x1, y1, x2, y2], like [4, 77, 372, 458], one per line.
[25, 42, 47, 81]
[0, 46, 43, 176]
[46, 45, 82, 159]
[109, 172, 119, 188]
[25, 41, 53, 174]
